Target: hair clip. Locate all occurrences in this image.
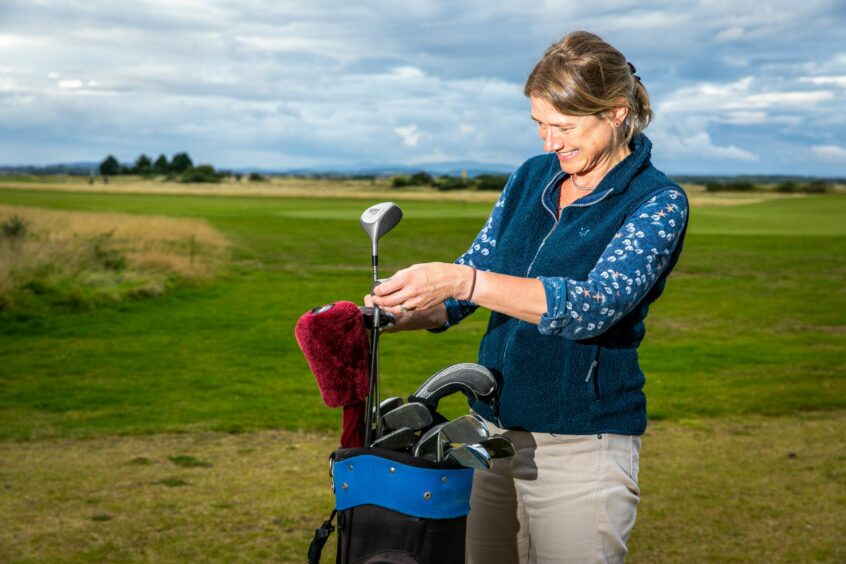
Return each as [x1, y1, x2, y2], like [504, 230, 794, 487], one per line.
[627, 62, 641, 83]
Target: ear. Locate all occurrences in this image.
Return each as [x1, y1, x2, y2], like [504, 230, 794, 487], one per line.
[608, 104, 629, 126]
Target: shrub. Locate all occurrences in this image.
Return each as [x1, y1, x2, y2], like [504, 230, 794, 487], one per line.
[776, 182, 798, 193]
[410, 172, 433, 185]
[393, 172, 434, 188]
[392, 175, 412, 188]
[248, 172, 265, 182]
[475, 174, 509, 191]
[433, 176, 468, 191]
[2, 215, 27, 239]
[804, 180, 830, 194]
[180, 165, 222, 183]
[705, 181, 757, 192]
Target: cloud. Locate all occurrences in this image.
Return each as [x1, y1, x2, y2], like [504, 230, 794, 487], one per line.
[394, 125, 422, 147]
[812, 144, 846, 161]
[800, 75, 846, 89]
[0, 0, 844, 175]
[715, 26, 745, 43]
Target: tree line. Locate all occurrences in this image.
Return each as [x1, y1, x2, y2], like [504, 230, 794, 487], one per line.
[98, 153, 265, 183]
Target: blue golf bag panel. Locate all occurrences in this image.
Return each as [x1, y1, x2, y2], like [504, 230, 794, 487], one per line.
[329, 447, 472, 564]
[333, 453, 473, 519]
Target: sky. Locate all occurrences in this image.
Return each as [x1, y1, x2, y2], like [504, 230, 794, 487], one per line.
[1, 1, 845, 176]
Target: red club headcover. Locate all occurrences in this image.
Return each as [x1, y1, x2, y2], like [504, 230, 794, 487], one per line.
[295, 301, 371, 408]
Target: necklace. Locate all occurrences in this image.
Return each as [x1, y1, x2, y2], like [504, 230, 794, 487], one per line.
[570, 174, 597, 190]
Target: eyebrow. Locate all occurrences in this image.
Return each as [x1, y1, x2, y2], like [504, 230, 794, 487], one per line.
[530, 115, 578, 128]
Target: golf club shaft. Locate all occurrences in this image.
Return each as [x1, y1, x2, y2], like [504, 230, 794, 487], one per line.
[363, 259, 381, 446]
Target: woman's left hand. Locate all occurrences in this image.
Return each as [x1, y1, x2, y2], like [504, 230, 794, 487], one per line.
[372, 262, 474, 314]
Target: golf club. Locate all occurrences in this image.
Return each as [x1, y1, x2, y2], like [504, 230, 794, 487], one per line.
[413, 415, 489, 461]
[379, 402, 433, 435]
[409, 363, 497, 410]
[360, 202, 403, 446]
[445, 435, 515, 460]
[444, 443, 493, 470]
[371, 427, 417, 451]
[374, 396, 404, 438]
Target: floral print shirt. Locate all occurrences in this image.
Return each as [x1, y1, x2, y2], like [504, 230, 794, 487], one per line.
[442, 182, 688, 340]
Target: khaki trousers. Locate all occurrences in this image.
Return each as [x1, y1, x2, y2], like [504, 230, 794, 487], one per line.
[466, 420, 641, 564]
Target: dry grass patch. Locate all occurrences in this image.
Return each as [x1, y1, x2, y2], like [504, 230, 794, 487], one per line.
[0, 205, 229, 314]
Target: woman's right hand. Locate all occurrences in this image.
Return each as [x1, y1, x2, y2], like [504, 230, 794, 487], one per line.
[363, 293, 448, 332]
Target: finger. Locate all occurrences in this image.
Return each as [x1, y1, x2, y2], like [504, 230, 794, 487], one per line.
[363, 294, 374, 307]
[372, 289, 415, 309]
[373, 268, 412, 297]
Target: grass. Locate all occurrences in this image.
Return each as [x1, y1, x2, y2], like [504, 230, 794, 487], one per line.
[0, 177, 844, 561]
[0, 414, 842, 562]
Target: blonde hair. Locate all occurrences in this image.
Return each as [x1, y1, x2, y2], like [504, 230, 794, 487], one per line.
[524, 31, 653, 145]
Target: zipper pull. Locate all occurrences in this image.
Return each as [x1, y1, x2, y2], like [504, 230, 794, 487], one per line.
[585, 360, 598, 382]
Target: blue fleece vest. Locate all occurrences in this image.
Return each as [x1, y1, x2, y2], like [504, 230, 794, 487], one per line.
[471, 135, 687, 435]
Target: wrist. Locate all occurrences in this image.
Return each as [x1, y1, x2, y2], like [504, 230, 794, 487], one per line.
[458, 264, 477, 301]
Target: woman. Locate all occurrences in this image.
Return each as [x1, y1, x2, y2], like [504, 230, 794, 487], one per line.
[369, 30, 688, 563]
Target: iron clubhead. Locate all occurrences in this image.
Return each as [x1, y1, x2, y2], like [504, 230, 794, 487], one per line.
[381, 402, 433, 433]
[446, 435, 515, 460]
[413, 421, 447, 460]
[445, 443, 493, 470]
[371, 427, 417, 451]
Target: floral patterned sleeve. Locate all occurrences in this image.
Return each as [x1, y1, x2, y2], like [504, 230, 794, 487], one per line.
[434, 178, 513, 329]
[537, 189, 687, 339]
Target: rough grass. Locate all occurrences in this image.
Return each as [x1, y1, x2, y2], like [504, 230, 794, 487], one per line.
[0, 413, 842, 563]
[0, 205, 230, 316]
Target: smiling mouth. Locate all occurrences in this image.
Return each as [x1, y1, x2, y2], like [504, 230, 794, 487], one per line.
[558, 149, 578, 159]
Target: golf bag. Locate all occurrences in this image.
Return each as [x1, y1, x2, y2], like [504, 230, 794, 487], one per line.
[308, 446, 474, 564]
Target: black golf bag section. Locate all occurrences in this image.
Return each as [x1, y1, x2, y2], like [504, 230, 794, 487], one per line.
[309, 446, 474, 564]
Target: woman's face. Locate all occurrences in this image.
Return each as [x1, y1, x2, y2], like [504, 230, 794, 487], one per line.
[530, 96, 627, 178]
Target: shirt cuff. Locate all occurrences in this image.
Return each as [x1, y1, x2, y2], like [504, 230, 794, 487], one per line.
[536, 276, 572, 335]
[426, 297, 464, 333]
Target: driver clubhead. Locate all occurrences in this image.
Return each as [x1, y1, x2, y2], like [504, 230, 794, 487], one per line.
[360, 202, 403, 252]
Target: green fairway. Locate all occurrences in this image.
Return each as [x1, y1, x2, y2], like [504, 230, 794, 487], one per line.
[0, 183, 844, 562]
[0, 187, 844, 440]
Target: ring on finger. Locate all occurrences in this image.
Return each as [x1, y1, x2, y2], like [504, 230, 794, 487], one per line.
[399, 303, 408, 315]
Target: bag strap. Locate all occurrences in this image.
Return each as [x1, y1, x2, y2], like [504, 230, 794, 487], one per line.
[307, 508, 337, 564]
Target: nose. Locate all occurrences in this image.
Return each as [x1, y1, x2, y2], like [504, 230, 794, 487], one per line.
[543, 127, 563, 152]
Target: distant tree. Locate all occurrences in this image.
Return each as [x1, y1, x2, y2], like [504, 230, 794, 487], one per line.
[134, 154, 152, 174]
[433, 175, 467, 191]
[392, 175, 412, 188]
[248, 172, 265, 182]
[410, 171, 433, 185]
[99, 155, 120, 176]
[804, 180, 830, 193]
[475, 174, 510, 191]
[170, 152, 194, 173]
[153, 154, 169, 174]
[180, 164, 221, 183]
